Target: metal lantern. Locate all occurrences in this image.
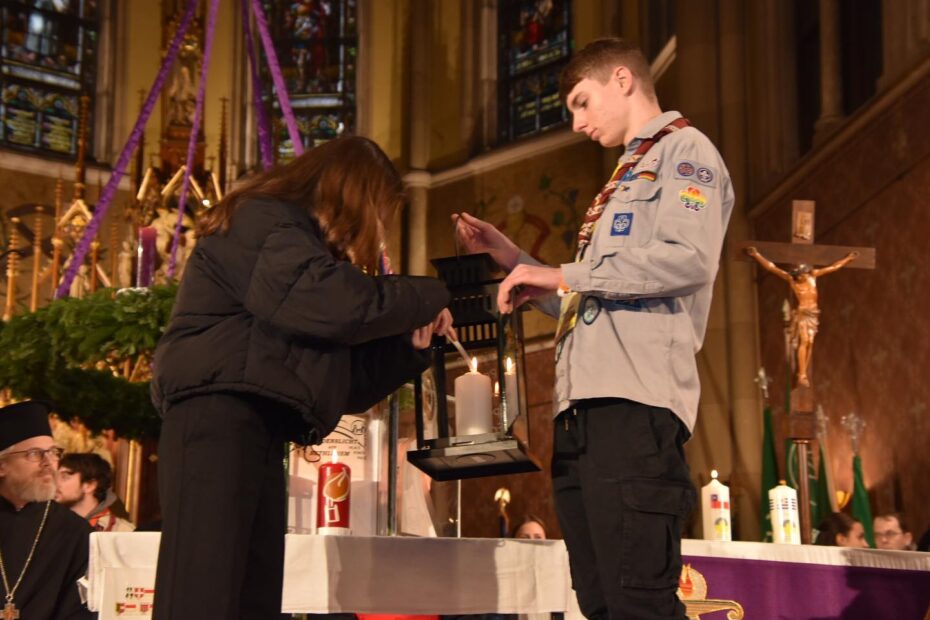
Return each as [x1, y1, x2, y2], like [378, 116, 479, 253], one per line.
[407, 253, 541, 481]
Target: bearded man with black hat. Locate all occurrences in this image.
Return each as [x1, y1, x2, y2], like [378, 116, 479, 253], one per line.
[0, 401, 94, 619]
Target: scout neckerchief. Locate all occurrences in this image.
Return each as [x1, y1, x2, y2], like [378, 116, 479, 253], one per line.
[554, 117, 691, 345]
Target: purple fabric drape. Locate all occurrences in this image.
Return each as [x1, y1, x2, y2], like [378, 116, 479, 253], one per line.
[242, 0, 274, 169]
[250, 0, 304, 157]
[167, 0, 221, 278]
[56, 0, 199, 298]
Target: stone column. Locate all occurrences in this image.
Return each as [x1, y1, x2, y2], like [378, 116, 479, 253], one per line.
[405, 0, 432, 276]
[814, 0, 844, 141]
[404, 177, 430, 276]
[719, 0, 765, 542]
[879, 0, 930, 90]
[746, 0, 799, 197]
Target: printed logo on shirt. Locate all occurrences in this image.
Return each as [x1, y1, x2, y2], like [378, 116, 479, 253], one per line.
[679, 186, 707, 212]
[676, 161, 695, 177]
[610, 212, 634, 236]
[676, 160, 716, 187]
[582, 296, 601, 325]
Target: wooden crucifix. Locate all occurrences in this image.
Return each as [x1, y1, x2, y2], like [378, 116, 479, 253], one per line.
[734, 200, 876, 543]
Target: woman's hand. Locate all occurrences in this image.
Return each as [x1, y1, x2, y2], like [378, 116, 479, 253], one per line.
[411, 308, 456, 350]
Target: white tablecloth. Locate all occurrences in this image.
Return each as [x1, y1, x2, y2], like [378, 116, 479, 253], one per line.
[87, 532, 581, 617]
[88, 534, 930, 619]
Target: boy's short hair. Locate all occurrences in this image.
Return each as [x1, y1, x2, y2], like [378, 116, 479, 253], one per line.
[559, 38, 656, 104]
[60, 452, 112, 504]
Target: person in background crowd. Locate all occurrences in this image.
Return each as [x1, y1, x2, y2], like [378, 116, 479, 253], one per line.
[873, 512, 915, 551]
[0, 401, 94, 619]
[56, 451, 135, 531]
[814, 512, 870, 548]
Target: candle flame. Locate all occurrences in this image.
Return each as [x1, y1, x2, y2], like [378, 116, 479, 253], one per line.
[470, 356, 478, 373]
[505, 356, 514, 373]
[331, 449, 339, 464]
[711, 469, 719, 480]
[494, 381, 500, 397]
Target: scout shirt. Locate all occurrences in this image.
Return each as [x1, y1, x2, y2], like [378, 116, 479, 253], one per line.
[521, 110, 734, 433]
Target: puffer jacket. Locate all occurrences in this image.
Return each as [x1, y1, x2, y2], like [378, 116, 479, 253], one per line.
[151, 198, 450, 443]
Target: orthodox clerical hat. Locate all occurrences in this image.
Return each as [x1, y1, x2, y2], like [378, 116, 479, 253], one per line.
[0, 401, 54, 452]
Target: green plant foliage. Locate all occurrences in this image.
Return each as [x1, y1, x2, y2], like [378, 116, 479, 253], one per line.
[0, 284, 177, 440]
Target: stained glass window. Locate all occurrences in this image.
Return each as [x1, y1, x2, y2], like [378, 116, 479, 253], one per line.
[260, 0, 357, 160]
[0, 0, 97, 157]
[498, 0, 571, 143]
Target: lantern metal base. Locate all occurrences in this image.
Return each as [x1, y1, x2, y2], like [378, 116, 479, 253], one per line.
[407, 432, 542, 481]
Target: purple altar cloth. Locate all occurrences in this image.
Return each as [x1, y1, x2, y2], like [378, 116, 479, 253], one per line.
[682, 542, 930, 619]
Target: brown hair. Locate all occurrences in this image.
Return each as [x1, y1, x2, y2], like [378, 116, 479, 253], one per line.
[814, 512, 860, 546]
[512, 513, 547, 538]
[198, 136, 405, 273]
[875, 512, 910, 533]
[559, 37, 655, 104]
[60, 452, 112, 504]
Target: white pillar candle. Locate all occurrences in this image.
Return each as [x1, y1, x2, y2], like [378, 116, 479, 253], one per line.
[701, 470, 732, 541]
[454, 357, 493, 435]
[503, 356, 520, 425]
[769, 480, 801, 544]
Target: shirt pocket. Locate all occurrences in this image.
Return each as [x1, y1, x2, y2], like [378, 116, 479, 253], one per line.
[595, 182, 661, 251]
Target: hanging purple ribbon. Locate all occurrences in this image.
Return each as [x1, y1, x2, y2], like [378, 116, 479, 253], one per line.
[241, 0, 274, 169]
[167, 0, 221, 278]
[56, 0, 198, 298]
[251, 0, 304, 157]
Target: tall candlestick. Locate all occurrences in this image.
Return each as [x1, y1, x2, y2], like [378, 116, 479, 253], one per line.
[769, 480, 801, 544]
[701, 470, 732, 541]
[317, 449, 351, 535]
[503, 356, 520, 427]
[454, 357, 493, 435]
[4, 218, 20, 322]
[136, 226, 156, 287]
[30, 207, 43, 312]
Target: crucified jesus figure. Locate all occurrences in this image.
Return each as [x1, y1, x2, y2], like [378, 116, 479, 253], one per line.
[746, 246, 859, 388]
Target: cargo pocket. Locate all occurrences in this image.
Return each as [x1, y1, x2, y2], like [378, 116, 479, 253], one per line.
[620, 479, 696, 590]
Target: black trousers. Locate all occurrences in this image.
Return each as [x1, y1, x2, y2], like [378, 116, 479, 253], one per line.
[552, 398, 696, 620]
[154, 393, 290, 620]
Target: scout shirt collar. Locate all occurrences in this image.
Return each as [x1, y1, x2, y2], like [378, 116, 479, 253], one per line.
[625, 110, 684, 152]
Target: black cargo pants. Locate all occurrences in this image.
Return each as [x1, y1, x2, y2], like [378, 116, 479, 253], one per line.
[552, 398, 695, 620]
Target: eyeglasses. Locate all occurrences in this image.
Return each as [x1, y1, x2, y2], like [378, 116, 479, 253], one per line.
[0, 447, 64, 462]
[874, 530, 903, 539]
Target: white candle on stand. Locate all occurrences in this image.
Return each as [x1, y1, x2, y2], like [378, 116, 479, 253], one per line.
[454, 357, 493, 435]
[769, 480, 801, 544]
[503, 356, 520, 425]
[701, 470, 732, 541]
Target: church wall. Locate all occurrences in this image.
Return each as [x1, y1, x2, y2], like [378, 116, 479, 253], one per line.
[751, 55, 930, 537]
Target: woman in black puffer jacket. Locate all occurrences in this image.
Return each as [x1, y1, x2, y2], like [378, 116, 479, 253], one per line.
[151, 137, 452, 619]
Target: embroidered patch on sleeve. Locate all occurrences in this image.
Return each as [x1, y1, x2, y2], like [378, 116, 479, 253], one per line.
[679, 186, 707, 212]
[610, 212, 634, 236]
[674, 160, 716, 187]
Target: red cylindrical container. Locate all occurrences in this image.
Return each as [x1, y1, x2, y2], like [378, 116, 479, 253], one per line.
[316, 455, 351, 535]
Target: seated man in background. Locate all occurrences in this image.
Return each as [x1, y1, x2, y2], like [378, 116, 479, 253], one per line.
[0, 401, 94, 619]
[873, 513, 915, 551]
[57, 451, 135, 531]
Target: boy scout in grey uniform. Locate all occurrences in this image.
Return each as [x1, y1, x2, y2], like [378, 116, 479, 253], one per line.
[455, 38, 734, 620]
